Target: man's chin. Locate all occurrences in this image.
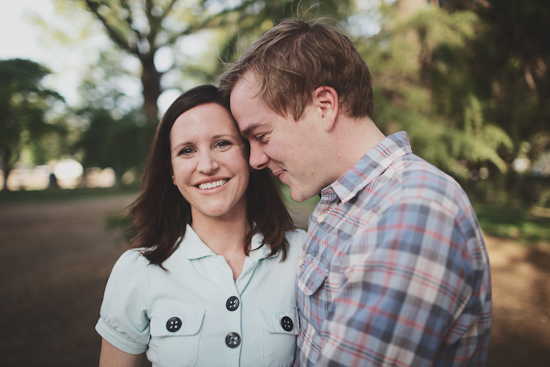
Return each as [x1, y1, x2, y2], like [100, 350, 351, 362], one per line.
[289, 187, 315, 203]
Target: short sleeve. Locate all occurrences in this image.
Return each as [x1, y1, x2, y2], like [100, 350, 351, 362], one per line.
[95, 249, 151, 354]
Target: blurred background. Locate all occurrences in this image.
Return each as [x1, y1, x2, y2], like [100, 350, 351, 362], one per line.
[0, 0, 548, 366]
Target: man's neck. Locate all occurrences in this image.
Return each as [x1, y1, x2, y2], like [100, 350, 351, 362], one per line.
[328, 115, 386, 181]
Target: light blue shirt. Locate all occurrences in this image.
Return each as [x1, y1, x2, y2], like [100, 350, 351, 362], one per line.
[96, 225, 307, 367]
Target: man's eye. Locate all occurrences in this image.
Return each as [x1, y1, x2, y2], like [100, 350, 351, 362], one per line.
[255, 133, 267, 143]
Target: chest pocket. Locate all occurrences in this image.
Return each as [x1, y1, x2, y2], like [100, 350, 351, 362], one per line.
[149, 308, 205, 367]
[259, 306, 299, 367]
[297, 254, 329, 327]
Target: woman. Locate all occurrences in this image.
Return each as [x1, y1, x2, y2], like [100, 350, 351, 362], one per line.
[96, 84, 306, 367]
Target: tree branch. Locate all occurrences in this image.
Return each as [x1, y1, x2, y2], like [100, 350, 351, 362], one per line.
[163, 1, 253, 48]
[84, 0, 139, 55]
[161, 0, 179, 20]
[119, 0, 142, 48]
[145, 0, 160, 49]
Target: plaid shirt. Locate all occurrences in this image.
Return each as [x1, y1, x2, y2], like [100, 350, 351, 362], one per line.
[295, 132, 492, 367]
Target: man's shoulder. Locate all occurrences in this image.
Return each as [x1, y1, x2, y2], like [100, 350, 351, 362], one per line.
[351, 152, 472, 219]
[382, 153, 464, 198]
[394, 152, 456, 183]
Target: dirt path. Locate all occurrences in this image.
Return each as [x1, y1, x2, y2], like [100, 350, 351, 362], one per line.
[484, 236, 550, 366]
[0, 196, 548, 366]
[0, 196, 135, 367]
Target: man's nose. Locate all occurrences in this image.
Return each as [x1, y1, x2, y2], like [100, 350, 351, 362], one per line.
[248, 145, 269, 170]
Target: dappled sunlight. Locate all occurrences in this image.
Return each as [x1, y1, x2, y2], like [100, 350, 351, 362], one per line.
[83, 167, 116, 188]
[53, 159, 83, 188]
[0, 160, 117, 191]
[2, 165, 50, 191]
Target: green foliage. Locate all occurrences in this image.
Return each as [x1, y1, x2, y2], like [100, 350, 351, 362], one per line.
[214, 0, 353, 67]
[70, 48, 156, 185]
[447, 0, 550, 202]
[351, 1, 547, 206]
[73, 107, 156, 183]
[0, 59, 65, 190]
[357, 5, 513, 182]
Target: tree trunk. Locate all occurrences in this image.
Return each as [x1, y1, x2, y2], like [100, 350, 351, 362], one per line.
[140, 55, 162, 121]
[1, 148, 13, 191]
[395, 0, 428, 71]
[396, 0, 427, 20]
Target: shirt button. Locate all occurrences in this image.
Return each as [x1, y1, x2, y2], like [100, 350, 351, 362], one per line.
[225, 332, 241, 348]
[281, 316, 293, 332]
[226, 296, 240, 311]
[166, 317, 182, 332]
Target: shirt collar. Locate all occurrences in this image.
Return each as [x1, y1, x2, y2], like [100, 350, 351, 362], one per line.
[247, 233, 273, 261]
[327, 131, 412, 203]
[179, 225, 217, 260]
[179, 225, 271, 261]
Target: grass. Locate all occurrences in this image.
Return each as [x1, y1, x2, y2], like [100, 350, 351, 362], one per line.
[0, 185, 139, 204]
[474, 204, 550, 244]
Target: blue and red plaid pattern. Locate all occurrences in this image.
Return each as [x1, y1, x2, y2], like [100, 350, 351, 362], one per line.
[295, 132, 492, 367]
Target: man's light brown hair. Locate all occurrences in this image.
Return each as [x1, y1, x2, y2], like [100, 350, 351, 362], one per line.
[219, 17, 374, 121]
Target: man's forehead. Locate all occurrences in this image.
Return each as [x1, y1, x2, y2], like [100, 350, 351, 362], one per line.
[232, 70, 259, 96]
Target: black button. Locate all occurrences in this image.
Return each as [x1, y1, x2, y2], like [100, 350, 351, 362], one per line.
[225, 332, 241, 348]
[281, 316, 293, 332]
[226, 296, 240, 311]
[166, 317, 182, 332]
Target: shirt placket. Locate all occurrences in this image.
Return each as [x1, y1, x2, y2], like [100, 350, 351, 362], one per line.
[210, 255, 262, 366]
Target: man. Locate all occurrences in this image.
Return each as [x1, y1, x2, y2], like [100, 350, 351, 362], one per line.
[220, 18, 491, 367]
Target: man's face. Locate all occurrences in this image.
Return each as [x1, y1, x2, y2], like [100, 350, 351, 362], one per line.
[230, 71, 328, 202]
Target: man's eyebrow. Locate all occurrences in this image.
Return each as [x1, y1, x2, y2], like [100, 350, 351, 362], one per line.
[241, 122, 265, 137]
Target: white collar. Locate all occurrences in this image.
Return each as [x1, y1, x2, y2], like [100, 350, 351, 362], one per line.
[179, 224, 273, 261]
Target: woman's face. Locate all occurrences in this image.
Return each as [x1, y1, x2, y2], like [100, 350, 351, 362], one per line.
[170, 103, 250, 222]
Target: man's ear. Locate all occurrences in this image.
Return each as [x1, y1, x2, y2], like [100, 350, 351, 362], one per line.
[312, 86, 339, 132]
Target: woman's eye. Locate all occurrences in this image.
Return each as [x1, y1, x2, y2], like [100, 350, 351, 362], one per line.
[215, 140, 232, 149]
[255, 133, 267, 143]
[178, 147, 194, 155]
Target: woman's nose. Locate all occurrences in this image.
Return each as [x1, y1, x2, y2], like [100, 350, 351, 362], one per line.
[197, 152, 219, 173]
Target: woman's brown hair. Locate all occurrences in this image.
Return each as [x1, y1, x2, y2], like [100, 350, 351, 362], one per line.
[128, 84, 294, 266]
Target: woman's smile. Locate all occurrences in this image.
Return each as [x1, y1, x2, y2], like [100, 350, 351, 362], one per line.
[196, 179, 229, 190]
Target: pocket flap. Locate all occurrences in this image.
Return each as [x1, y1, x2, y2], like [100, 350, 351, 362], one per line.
[258, 306, 299, 335]
[297, 254, 328, 296]
[150, 308, 205, 337]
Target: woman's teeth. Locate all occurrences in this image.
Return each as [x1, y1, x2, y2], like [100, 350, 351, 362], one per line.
[198, 179, 227, 190]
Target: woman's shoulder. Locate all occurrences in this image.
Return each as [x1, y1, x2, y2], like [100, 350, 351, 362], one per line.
[285, 228, 308, 245]
[284, 228, 307, 260]
[116, 247, 149, 266]
[108, 248, 152, 279]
